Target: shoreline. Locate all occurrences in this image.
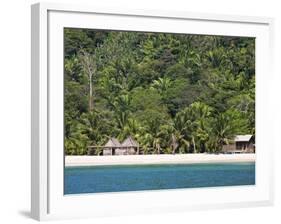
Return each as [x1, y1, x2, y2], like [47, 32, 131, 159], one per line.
[65, 153, 255, 167]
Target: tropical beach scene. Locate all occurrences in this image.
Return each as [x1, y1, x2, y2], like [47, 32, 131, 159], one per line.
[64, 28, 255, 194]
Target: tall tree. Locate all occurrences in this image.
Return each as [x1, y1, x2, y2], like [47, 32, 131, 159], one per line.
[79, 50, 97, 111]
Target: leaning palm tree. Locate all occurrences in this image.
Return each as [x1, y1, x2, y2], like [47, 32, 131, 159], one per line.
[152, 137, 162, 154]
[170, 133, 179, 154]
[170, 132, 191, 154]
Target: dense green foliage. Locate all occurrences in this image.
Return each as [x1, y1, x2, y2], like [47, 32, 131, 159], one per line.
[64, 28, 255, 155]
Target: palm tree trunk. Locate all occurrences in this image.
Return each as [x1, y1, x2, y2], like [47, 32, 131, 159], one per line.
[171, 134, 178, 154]
[156, 142, 161, 154]
[89, 69, 93, 111]
[172, 147, 176, 154]
[192, 136, 196, 153]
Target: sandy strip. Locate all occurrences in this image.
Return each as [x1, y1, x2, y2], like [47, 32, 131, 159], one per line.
[65, 154, 255, 167]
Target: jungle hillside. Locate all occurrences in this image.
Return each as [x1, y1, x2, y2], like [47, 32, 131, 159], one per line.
[64, 28, 255, 155]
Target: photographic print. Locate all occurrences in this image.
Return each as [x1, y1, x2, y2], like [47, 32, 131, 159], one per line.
[64, 28, 255, 195]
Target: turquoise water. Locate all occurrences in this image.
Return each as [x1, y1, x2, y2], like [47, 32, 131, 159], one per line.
[64, 162, 255, 194]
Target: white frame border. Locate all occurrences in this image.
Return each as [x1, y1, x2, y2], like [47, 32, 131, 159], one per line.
[31, 2, 275, 221]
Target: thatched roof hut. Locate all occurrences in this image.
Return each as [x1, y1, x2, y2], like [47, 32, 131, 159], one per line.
[121, 136, 139, 147]
[120, 136, 139, 155]
[102, 136, 140, 156]
[102, 138, 122, 156]
[104, 138, 121, 148]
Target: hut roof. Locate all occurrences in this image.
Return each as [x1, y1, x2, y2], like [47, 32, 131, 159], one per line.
[121, 136, 139, 147]
[235, 135, 253, 142]
[104, 138, 121, 147]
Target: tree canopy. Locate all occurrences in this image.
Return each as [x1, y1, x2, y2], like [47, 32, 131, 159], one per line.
[64, 28, 255, 155]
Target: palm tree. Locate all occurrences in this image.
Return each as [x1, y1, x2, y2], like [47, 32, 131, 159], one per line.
[171, 108, 193, 153]
[112, 94, 132, 132]
[121, 118, 143, 141]
[153, 137, 162, 154]
[151, 77, 172, 95]
[169, 102, 213, 154]
[212, 113, 235, 151]
[138, 133, 153, 154]
[188, 102, 212, 152]
[206, 47, 227, 68]
[171, 132, 191, 154]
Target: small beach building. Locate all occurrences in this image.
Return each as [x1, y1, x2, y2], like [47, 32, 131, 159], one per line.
[121, 136, 139, 155]
[222, 134, 255, 154]
[101, 136, 140, 155]
[103, 138, 122, 155]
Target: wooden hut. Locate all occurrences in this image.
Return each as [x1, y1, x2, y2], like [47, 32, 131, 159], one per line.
[234, 135, 255, 152]
[121, 136, 139, 155]
[222, 134, 255, 154]
[103, 138, 122, 155]
[100, 136, 140, 156]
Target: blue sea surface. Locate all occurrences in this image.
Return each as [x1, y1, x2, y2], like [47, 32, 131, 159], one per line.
[64, 162, 255, 194]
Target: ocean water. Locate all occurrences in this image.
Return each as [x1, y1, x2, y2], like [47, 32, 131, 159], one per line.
[64, 162, 255, 194]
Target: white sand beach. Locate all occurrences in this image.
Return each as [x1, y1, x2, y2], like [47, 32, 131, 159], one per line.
[65, 153, 255, 167]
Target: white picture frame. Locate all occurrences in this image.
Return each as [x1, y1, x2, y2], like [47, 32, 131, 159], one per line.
[31, 2, 274, 221]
